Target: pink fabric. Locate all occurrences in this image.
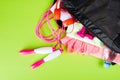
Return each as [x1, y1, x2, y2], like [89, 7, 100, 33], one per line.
[77, 26, 94, 40]
[61, 36, 100, 54]
[61, 37, 120, 64]
[91, 46, 120, 64]
[77, 26, 86, 38]
[67, 39, 77, 53]
[114, 55, 120, 64]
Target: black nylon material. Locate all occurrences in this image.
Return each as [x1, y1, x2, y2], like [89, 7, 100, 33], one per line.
[63, 0, 120, 53]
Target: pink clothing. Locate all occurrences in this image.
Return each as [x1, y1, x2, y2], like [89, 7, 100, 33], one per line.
[61, 36, 100, 54]
[61, 36, 120, 64]
[91, 46, 120, 64]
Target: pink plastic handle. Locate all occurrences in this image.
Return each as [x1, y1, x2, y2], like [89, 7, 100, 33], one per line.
[31, 59, 45, 69]
[20, 50, 34, 55]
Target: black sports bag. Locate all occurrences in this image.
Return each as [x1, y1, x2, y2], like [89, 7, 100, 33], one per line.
[63, 0, 120, 53]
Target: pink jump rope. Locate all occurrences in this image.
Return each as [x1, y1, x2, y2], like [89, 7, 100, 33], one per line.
[20, 0, 104, 69]
[20, 0, 65, 69]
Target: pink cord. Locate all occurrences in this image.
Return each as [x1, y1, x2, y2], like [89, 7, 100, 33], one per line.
[36, 6, 65, 51]
[36, 10, 57, 42]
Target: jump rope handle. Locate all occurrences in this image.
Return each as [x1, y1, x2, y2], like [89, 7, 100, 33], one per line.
[31, 50, 62, 69]
[20, 47, 55, 55]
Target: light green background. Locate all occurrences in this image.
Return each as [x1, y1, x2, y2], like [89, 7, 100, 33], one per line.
[0, 0, 120, 80]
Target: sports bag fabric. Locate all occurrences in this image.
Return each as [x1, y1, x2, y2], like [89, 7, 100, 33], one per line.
[63, 0, 120, 53]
